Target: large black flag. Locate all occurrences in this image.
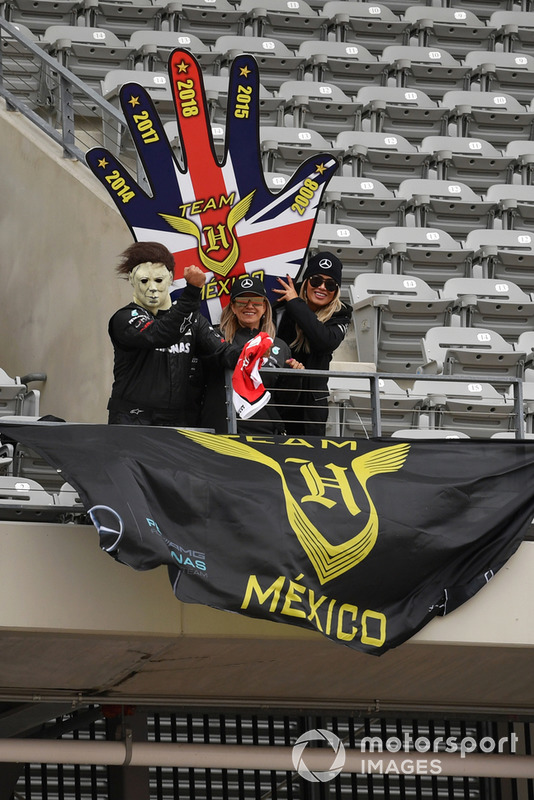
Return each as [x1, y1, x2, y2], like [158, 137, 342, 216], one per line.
[2, 422, 534, 655]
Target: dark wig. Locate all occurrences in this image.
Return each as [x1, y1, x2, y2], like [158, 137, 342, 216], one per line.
[116, 241, 175, 277]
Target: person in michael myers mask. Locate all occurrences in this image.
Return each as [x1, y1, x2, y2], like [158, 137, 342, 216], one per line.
[107, 241, 233, 427]
[273, 251, 351, 437]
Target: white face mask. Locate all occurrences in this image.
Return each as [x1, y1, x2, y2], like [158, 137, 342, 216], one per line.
[129, 262, 173, 313]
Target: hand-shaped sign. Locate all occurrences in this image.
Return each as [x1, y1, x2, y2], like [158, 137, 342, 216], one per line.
[86, 49, 338, 323]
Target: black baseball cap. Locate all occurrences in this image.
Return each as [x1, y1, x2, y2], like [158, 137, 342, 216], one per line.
[231, 275, 268, 300]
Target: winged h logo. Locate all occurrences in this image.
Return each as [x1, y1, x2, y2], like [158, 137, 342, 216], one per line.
[177, 431, 410, 585]
[159, 190, 256, 278]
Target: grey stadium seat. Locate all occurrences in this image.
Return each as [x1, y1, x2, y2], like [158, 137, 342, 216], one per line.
[504, 140, 534, 185]
[403, 6, 495, 60]
[443, 90, 534, 148]
[410, 379, 516, 438]
[442, 277, 534, 343]
[381, 45, 469, 101]
[335, 131, 428, 189]
[7, 0, 82, 34]
[350, 273, 454, 373]
[418, 326, 526, 384]
[323, 1, 410, 56]
[356, 86, 449, 144]
[0, 21, 40, 102]
[420, 136, 515, 194]
[490, 11, 534, 57]
[298, 40, 386, 96]
[41, 25, 135, 95]
[277, 80, 361, 140]
[159, 0, 243, 44]
[374, 226, 474, 290]
[321, 176, 405, 238]
[396, 179, 497, 239]
[485, 184, 534, 233]
[259, 126, 338, 175]
[465, 52, 534, 107]
[464, 229, 534, 293]
[237, 0, 325, 49]
[214, 35, 305, 91]
[91, 0, 163, 40]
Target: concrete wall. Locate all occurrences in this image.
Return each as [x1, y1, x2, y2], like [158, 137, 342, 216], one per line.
[0, 101, 132, 423]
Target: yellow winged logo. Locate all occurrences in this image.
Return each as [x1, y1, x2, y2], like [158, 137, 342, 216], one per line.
[177, 431, 410, 585]
[159, 190, 255, 278]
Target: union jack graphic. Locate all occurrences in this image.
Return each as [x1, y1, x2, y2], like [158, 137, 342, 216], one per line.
[86, 49, 338, 323]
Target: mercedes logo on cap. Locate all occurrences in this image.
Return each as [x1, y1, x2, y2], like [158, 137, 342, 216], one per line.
[241, 278, 254, 288]
[319, 258, 333, 270]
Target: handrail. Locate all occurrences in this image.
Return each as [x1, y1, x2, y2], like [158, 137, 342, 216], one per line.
[249, 369, 526, 439]
[0, 16, 127, 161]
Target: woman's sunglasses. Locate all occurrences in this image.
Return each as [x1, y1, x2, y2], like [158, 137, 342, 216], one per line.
[308, 275, 337, 292]
[233, 297, 265, 307]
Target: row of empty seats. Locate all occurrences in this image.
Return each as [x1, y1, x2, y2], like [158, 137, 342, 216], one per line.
[5, 1, 534, 51]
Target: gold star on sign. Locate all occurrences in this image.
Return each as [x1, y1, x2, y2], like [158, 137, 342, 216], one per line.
[315, 163, 327, 175]
[239, 65, 251, 77]
[176, 60, 189, 73]
[128, 96, 140, 107]
[98, 157, 108, 168]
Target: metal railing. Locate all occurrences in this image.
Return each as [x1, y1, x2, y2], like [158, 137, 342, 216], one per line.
[227, 369, 527, 439]
[0, 16, 132, 166]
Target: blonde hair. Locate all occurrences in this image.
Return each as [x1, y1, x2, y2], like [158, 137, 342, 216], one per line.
[291, 279, 343, 353]
[219, 297, 276, 343]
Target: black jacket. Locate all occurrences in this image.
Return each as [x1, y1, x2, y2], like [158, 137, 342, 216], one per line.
[273, 296, 352, 435]
[108, 284, 231, 425]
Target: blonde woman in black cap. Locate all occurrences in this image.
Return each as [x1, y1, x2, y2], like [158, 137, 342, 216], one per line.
[273, 251, 351, 436]
[200, 274, 303, 434]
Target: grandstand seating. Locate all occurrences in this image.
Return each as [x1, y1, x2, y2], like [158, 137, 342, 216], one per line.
[464, 229, 534, 293]
[259, 125, 338, 174]
[485, 185, 534, 232]
[350, 274, 454, 373]
[373, 226, 474, 289]
[335, 131, 428, 188]
[163, 0, 244, 44]
[396, 179, 497, 239]
[465, 52, 534, 107]
[7, 0, 83, 33]
[381, 45, 469, 100]
[403, 6, 495, 59]
[420, 136, 515, 194]
[214, 35, 305, 90]
[297, 40, 385, 95]
[322, 1, 411, 56]
[277, 80, 361, 139]
[91, 1, 164, 39]
[409, 379, 516, 438]
[238, 0, 324, 49]
[418, 327, 526, 385]
[442, 277, 534, 343]
[443, 90, 534, 148]
[490, 10, 534, 56]
[321, 175, 405, 237]
[356, 86, 449, 144]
